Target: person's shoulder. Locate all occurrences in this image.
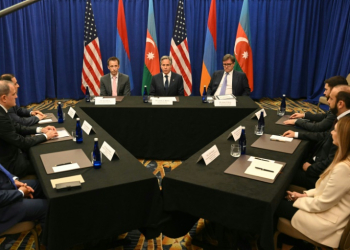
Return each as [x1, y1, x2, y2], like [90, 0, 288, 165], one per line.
[234, 70, 246, 77]
[119, 73, 129, 79]
[100, 73, 110, 80]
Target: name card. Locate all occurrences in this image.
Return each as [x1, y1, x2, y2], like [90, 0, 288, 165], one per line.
[197, 145, 220, 165]
[227, 126, 242, 141]
[52, 163, 80, 173]
[38, 119, 53, 124]
[152, 99, 174, 105]
[82, 120, 95, 135]
[255, 109, 267, 119]
[214, 99, 236, 107]
[100, 141, 119, 161]
[68, 107, 77, 119]
[95, 98, 116, 105]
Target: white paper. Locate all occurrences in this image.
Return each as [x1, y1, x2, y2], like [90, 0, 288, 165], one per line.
[270, 135, 293, 142]
[82, 120, 92, 135]
[158, 97, 177, 101]
[244, 160, 283, 180]
[50, 174, 85, 188]
[94, 97, 103, 100]
[95, 98, 116, 105]
[100, 141, 116, 161]
[68, 107, 76, 119]
[255, 109, 267, 120]
[247, 156, 275, 163]
[56, 130, 70, 138]
[38, 119, 53, 124]
[231, 126, 242, 141]
[152, 99, 173, 105]
[52, 163, 80, 173]
[198, 145, 220, 165]
[215, 94, 236, 100]
[214, 99, 236, 107]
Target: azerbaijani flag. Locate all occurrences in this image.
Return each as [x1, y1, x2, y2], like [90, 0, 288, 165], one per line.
[200, 0, 217, 95]
[234, 0, 254, 91]
[142, 0, 160, 94]
[116, 0, 134, 91]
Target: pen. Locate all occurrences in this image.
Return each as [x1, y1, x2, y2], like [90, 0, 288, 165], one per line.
[255, 157, 269, 162]
[255, 167, 274, 173]
[55, 162, 73, 166]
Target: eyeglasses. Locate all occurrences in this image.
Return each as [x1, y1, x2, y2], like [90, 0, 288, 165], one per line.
[223, 63, 233, 67]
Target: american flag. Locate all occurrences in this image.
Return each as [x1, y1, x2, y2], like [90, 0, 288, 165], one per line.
[170, 0, 192, 96]
[81, 0, 103, 96]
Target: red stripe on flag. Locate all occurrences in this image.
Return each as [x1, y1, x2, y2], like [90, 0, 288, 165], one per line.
[117, 0, 131, 60]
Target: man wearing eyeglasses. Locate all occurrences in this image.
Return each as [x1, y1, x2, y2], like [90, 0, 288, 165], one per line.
[207, 54, 250, 96]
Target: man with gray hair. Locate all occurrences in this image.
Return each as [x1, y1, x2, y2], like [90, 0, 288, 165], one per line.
[149, 55, 184, 96]
[207, 54, 250, 96]
[0, 80, 58, 178]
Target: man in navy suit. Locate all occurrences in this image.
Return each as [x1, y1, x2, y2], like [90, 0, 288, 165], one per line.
[0, 74, 46, 126]
[99, 57, 131, 96]
[0, 164, 47, 234]
[149, 56, 184, 96]
[207, 54, 251, 96]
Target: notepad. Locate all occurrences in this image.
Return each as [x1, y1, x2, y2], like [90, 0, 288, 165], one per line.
[244, 160, 283, 180]
[270, 135, 293, 142]
[38, 119, 53, 124]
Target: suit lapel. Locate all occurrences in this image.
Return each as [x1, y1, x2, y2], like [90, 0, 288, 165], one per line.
[107, 75, 112, 96]
[158, 74, 166, 96]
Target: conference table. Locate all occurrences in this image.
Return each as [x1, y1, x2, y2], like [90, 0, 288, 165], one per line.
[29, 96, 259, 249]
[162, 109, 312, 250]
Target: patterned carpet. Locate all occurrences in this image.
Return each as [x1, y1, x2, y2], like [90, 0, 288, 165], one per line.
[0, 98, 325, 250]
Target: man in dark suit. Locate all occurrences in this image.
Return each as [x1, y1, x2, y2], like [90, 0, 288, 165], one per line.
[283, 76, 348, 131]
[0, 74, 46, 126]
[0, 80, 58, 178]
[100, 57, 131, 96]
[149, 56, 184, 96]
[207, 54, 251, 96]
[283, 85, 350, 189]
[0, 164, 47, 235]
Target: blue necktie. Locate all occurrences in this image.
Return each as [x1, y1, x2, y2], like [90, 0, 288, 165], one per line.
[164, 75, 169, 94]
[0, 164, 17, 189]
[220, 72, 229, 95]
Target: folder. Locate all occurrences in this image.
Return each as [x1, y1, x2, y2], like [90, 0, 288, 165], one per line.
[251, 134, 301, 154]
[40, 149, 92, 174]
[224, 155, 286, 183]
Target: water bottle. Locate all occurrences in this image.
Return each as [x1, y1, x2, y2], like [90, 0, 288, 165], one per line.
[92, 138, 101, 169]
[143, 85, 148, 103]
[85, 86, 90, 102]
[278, 94, 286, 116]
[239, 126, 246, 155]
[202, 85, 207, 103]
[75, 118, 83, 144]
[57, 102, 64, 123]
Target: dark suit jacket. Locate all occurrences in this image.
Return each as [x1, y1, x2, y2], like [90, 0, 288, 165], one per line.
[149, 72, 184, 96]
[207, 70, 250, 96]
[0, 107, 46, 174]
[0, 169, 46, 234]
[298, 113, 350, 178]
[8, 105, 39, 126]
[295, 111, 336, 132]
[100, 73, 131, 96]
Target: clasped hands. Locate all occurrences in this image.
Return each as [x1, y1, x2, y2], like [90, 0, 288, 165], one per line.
[15, 180, 35, 199]
[31, 110, 47, 120]
[285, 191, 307, 202]
[42, 126, 58, 139]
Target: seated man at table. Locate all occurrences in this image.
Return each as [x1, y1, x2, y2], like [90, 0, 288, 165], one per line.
[283, 85, 350, 189]
[0, 80, 58, 178]
[207, 54, 250, 96]
[100, 57, 131, 96]
[0, 74, 46, 126]
[0, 164, 48, 236]
[149, 56, 184, 96]
[283, 75, 348, 131]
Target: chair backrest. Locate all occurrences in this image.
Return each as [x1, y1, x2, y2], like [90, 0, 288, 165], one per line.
[346, 73, 350, 85]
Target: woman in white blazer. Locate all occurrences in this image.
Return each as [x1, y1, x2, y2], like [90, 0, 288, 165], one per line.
[276, 116, 350, 249]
